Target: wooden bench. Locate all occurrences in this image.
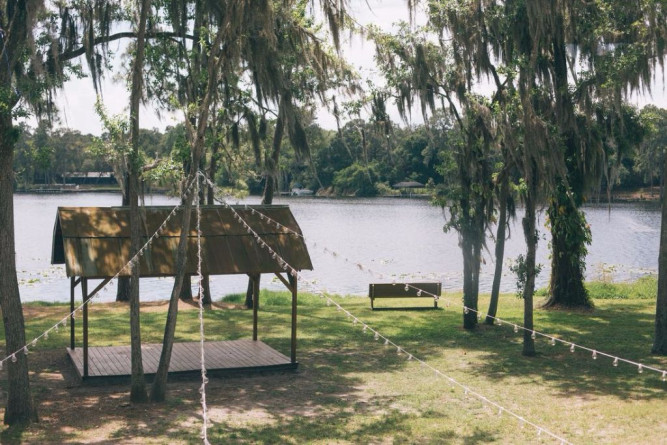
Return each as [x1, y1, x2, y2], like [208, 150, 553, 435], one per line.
[368, 282, 441, 310]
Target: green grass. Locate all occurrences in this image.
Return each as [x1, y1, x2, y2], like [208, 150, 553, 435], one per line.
[535, 275, 658, 300]
[1, 285, 666, 444]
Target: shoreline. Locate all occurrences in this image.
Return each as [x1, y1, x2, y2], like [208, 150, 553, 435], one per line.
[13, 186, 662, 202]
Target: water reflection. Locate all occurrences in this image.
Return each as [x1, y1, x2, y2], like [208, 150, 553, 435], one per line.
[14, 193, 660, 303]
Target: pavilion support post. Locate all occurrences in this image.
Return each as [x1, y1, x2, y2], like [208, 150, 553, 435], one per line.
[70, 277, 76, 350]
[289, 273, 297, 364]
[82, 278, 89, 378]
[251, 274, 260, 341]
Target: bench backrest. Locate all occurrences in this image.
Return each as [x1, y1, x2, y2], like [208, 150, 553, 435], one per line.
[369, 282, 441, 298]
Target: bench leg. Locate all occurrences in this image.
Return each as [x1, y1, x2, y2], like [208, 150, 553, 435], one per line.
[370, 297, 374, 310]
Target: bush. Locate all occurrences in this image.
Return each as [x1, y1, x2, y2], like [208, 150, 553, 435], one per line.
[332, 162, 378, 196]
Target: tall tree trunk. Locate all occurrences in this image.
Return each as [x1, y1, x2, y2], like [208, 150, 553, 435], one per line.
[461, 234, 480, 330]
[127, 0, 151, 403]
[117, 179, 131, 302]
[245, 98, 286, 309]
[544, 6, 592, 309]
[486, 173, 509, 324]
[150, 188, 194, 402]
[180, 275, 193, 301]
[521, 170, 538, 357]
[150, 25, 225, 402]
[201, 140, 220, 306]
[653, 150, 667, 354]
[0, 109, 37, 425]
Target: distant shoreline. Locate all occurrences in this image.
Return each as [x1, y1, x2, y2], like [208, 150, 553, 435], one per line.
[13, 186, 662, 202]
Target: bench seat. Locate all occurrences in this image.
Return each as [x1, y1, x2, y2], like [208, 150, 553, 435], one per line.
[368, 282, 441, 309]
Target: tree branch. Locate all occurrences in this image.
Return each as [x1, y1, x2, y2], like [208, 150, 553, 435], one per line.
[59, 31, 196, 62]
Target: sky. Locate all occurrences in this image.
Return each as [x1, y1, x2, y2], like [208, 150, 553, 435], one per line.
[35, 0, 667, 136]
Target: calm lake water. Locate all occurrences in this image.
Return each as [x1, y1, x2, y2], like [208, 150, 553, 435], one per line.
[13, 192, 661, 303]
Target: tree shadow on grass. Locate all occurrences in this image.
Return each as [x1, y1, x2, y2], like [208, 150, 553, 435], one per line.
[309, 298, 666, 402]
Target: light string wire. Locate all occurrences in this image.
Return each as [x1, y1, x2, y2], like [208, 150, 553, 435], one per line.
[197, 185, 573, 444]
[199, 174, 667, 383]
[0, 175, 199, 370]
[307, 287, 574, 445]
[195, 175, 211, 445]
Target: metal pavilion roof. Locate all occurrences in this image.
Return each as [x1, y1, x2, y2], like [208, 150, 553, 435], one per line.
[51, 205, 313, 279]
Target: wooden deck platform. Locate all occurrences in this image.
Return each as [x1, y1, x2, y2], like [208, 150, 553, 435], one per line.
[67, 339, 297, 383]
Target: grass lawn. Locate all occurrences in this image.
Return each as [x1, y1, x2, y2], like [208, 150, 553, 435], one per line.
[0, 284, 666, 444]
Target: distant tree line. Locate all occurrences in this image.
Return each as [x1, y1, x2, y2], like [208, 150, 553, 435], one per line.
[13, 104, 665, 197]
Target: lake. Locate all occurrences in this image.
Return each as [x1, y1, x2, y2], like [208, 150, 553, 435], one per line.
[13, 192, 661, 303]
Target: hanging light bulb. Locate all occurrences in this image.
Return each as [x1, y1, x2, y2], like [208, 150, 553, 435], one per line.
[353, 318, 358, 324]
[404, 284, 409, 292]
[0, 361, 3, 370]
[417, 290, 422, 296]
[638, 364, 643, 374]
[550, 337, 556, 346]
[496, 319, 502, 326]
[11, 354, 17, 363]
[44, 332, 49, 340]
[384, 339, 389, 346]
[513, 325, 519, 333]
[592, 350, 597, 360]
[407, 354, 413, 361]
[362, 325, 367, 332]
[374, 332, 379, 341]
[31, 339, 37, 347]
[613, 357, 619, 367]
[23, 347, 28, 355]
[662, 371, 666, 382]
[464, 307, 469, 315]
[498, 407, 503, 416]
[570, 343, 575, 353]
[396, 347, 401, 354]
[531, 331, 536, 340]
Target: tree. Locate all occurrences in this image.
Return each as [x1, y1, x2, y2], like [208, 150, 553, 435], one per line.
[1, 0, 43, 424]
[655, 147, 667, 355]
[371, 24, 496, 329]
[126, 0, 152, 403]
[645, 107, 667, 354]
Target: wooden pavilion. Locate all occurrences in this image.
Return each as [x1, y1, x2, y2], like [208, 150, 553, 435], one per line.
[51, 205, 313, 382]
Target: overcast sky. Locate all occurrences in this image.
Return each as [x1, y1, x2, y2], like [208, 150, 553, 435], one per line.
[33, 0, 667, 136]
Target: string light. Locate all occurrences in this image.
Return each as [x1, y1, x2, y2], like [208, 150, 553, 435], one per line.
[194, 176, 210, 444]
[200, 173, 667, 386]
[312, 287, 574, 444]
[613, 357, 619, 367]
[592, 350, 597, 360]
[3, 175, 201, 378]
